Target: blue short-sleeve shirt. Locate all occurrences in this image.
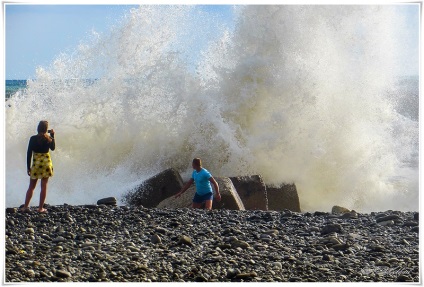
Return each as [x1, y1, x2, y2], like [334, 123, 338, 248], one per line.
[192, 168, 213, 196]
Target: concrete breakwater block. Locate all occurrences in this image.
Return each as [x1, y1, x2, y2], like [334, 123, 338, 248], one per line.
[229, 175, 268, 210]
[213, 177, 245, 210]
[157, 177, 245, 210]
[122, 168, 183, 208]
[266, 183, 301, 212]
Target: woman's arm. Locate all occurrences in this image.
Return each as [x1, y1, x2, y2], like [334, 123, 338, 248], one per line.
[209, 177, 221, 201]
[26, 137, 33, 175]
[49, 129, 55, 151]
[175, 178, 194, 198]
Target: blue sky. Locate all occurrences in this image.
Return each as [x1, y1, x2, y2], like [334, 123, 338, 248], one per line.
[4, 4, 419, 79]
[5, 4, 234, 79]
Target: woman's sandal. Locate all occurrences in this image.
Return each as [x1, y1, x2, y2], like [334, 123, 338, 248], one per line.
[38, 208, 48, 214]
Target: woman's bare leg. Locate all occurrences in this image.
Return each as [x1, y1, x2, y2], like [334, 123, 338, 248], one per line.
[39, 178, 49, 212]
[22, 178, 38, 210]
[192, 202, 202, 209]
[204, 200, 213, 210]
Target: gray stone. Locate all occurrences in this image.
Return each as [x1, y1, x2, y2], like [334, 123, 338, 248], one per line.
[266, 183, 301, 212]
[397, 274, 412, 282]
[151, 234, 162, 244]
[226, 268, 239, 278]
[56, 270, 72, 278]
[236, 272, 257, 279]
[323, 254, 334, 261]
[96, 197, 117, 206]
[52, 236, 66, 243]
[178, 235, 192, 246]
[321, 224, 343, 235]
[341, 210, 358, 219]
[377, 220, 394, 226]
[123, 168, 184, 208]
[332, 205, 350, 214]
[25, 228, 35, 234]
[376, 215, 400, 223]
[230, 175, 268, 210]
[403, 221, 418, 227]
[413, 212, 418, 221]
[231, 240, 250, 249]
[6, 208, 17, 214]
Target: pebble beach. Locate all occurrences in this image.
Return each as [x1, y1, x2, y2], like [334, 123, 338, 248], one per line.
[5, 205, 419, 282]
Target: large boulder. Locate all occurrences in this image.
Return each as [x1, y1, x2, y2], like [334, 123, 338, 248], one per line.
[229, 175, 268, 210]
[157, 177, 245, 210]
[122, 168, 183, 208]
[266, 183, 301, 212]
[332, 205, 351, 214]
[97, 197, 117, 206]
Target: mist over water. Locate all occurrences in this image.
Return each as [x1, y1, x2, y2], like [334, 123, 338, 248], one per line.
[5, 6, 419, 212]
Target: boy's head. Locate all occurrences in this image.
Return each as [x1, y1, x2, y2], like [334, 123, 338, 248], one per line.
[192, 158, 202, 169]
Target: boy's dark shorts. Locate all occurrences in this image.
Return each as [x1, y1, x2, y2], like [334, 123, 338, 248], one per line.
[193, 192, 213, 203]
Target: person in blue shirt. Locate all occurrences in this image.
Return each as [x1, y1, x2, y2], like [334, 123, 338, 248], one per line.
[175, 158, 221, 209]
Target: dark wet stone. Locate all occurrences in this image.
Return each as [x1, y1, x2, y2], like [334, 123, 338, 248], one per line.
[413, 213, 419, 220]
[56, 270, 72, 278]
[321, 224, 343, 235]
[178, 235, 192, 246]
[97, 197, 117, 206]
[151, 234, 161, 244]
[376, 215, 400, 223]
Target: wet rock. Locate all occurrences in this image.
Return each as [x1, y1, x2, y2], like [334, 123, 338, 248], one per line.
[332, 205, 350, 214]
[323, 254, 335, 261]
[25, 228, 35, 234]
[413, 212, 418, 220]
[341, 210, 358, 219]
[231, 240, 250, 249]
[404, 221, 418, 227]
[377, 220, 394, 226]
[321, 224, 343, 235]
[376, 215, 400, 223]
[6, 208, 17, 214]
[56, 270, 72, 278]
[226, 268, 239, 278]
[236, 271, 257, 279]
[397, 274, 413, 282]
[151, 234, 162, 244]
[97, 197, 117, 206]
[178, 235, 192, 246]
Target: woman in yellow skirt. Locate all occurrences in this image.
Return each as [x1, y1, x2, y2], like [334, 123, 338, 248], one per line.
[21, 120, 55, 213]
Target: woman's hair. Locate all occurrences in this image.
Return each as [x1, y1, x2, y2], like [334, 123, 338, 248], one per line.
[192, 158, 202, 167]
[36, 120, 52, 144]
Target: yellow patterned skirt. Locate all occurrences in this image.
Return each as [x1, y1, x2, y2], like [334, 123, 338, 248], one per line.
[30, 152, 54, 179]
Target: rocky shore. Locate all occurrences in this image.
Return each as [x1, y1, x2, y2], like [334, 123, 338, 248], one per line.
[5, 205, 419, 282]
